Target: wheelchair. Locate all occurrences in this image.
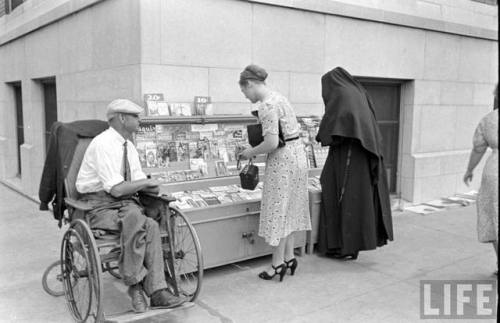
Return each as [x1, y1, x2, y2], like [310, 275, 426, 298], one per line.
[42, 137, 203, 322]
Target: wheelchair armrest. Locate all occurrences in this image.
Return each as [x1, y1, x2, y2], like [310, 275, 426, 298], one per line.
[139, 192, 177, 204]
[64, 197, 95, 211]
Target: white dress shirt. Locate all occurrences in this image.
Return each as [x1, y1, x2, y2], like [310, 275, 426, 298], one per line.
[76, 127, 147, 194]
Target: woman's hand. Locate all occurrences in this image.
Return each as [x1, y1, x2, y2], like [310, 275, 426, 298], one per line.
[463, 170, 473, 186]
[238, 147, 254, 160]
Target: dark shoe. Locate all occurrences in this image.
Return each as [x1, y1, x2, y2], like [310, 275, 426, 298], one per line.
[258, 264, 287, 282]
[127, 284, 148, 313]
[284, 258, 298, 276]
[327, 251, 358, 260]
[150, 289, 184, 309]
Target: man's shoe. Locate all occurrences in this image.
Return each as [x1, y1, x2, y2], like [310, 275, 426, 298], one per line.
[150, 289, 184, 308]
[127, 284, 148, 313]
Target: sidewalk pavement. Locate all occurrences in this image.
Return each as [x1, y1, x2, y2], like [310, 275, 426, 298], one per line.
[0, 183, 497, 323]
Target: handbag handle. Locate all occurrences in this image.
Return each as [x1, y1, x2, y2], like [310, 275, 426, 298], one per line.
[237, 156, 253, 171]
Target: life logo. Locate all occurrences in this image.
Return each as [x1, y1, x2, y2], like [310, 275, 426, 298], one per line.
[420, 280, 497, 319]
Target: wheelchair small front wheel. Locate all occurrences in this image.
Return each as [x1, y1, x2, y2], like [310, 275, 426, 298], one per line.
[42, 260, 65, 297]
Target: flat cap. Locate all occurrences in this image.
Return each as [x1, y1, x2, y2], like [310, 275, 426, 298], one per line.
[106, 99, 144, 120]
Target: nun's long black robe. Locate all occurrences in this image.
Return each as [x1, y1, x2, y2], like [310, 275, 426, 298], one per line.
[316, 67, 393, 256]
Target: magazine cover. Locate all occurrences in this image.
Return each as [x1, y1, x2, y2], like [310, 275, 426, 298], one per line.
[185, 169, 203, 181]
[166, 141, 178, 162]
[214, 160, 228, 176]
[169, 103, 192, 116]
[156, 125, 173, 141]
[136, 124, 157, 141]
[156, 101, 170, 116]
[188, 131, 201, 141]
[215, 193, 233, 204]
[209, 140, 219, 159]
[193, 96, 211, 116]
[198, 139, 211, 160]
[177, 142, 189, 162]
[145, 142, 158, 168]
[190, 158, 208, 175]
[146, 100, 159, 116]
[146, 100, 170, 116]
[166, 170, 187, 182]
[205, 103, 214, 115]
[216, 140, 228, 162]
[225, 141, 238, 162]
[175, 131, 188, 141]
[191, 195, 209, 208]
[156, 142, 170, 167]
[199, 131, 214, 141]
[188, 142, 201, 159]
[135, 141, 148, 168]
[229, 192, 244, 202]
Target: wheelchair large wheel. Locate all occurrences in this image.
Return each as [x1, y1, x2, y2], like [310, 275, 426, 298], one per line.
[164, 207, 203, 302]
[61, 219, 103, 322]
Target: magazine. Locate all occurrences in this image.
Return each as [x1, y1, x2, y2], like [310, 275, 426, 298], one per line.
[166, 170, 187, 182]
[156, 125, 173, 141]
[135, 141, 149, 168]
[191, 195, 209, 208]
[169, 103, 192, 116]
[145, 143, 158, 168]
[156, 142, 169, 167]
[216, 140, 228, 162]
[198, 139, 211, 160]
[177, 142, 189, 162]
[185, 169, 203, 181]
[214, 160, 228, 176]
[189, 142, 202, 159]
[166, 142, 178, 162]
[190, 158, 208, 175]
[146, 100, 170, 116]
[198, 192, 220, 206]
[136, 125, 157, 141]
[193, 96, 211, 116]
[209, 141, 220, 159]
[215, 193, 233, 204]
[229, 192, 244, 202]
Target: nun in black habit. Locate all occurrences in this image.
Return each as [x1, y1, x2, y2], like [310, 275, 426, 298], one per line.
[316, 67, 393, 259]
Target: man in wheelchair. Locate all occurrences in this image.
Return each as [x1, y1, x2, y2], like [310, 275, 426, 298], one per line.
[75, 99, 182, 313]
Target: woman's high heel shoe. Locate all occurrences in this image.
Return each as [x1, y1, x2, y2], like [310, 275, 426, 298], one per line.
[258, 263, 286, 282]
[284, 258, 298, 276]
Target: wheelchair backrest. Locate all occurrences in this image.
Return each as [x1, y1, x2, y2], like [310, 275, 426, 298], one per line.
[64, 138, 92, 200]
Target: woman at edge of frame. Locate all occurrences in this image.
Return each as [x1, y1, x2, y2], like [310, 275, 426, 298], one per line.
[238, 64, 312, 282]
[316, 66, 394, 259]
[463, 84, 498, 275]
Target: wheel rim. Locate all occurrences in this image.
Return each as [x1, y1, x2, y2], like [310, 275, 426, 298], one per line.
[165, 207, 203, 301]
[61, 220, 103, 322]
[61, 228, 93, 322]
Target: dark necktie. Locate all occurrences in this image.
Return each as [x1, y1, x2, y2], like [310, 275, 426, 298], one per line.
[123, 141, 131, 181]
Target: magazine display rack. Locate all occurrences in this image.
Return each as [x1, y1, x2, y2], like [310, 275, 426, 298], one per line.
[138, 115, 325, 268]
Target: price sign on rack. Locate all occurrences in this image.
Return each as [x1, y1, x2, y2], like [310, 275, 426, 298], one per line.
[144, 93, 169, 116]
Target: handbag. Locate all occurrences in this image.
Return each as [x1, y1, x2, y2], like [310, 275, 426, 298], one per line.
[246, 123, 285, 148]
[238, 158, 259, 190]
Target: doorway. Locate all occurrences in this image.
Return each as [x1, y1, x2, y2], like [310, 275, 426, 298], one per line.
[356, 78, 402, 193]
[11, 82, 24, 177]
[41, 78, 58, 153]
